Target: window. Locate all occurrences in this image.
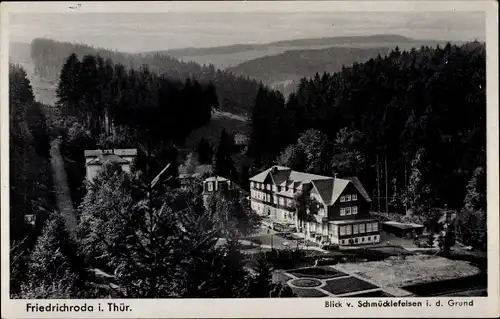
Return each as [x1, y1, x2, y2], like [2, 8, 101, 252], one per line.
[285, 186, 289, 192]
[366, 223, 372, 232]
[251, 182, 254, 188]
[341, 240, 345, 245]
[352, 206, 358, 215]
[352, 194, 358, 201]
[340, 195, 345, 202]
[279, 197, 284, 206]
[353, 224, 359, 234]
[272, 185, 277, 192]
[266, 194, 271, 202]
[346, 194, 352, 202]
[287, 199, 293, 207]
[339, 226, 345, 236]
[346, 225, 352, 235]
[340, 208, 346, 216]
[373, 222, 379, 232]
[359, 223, 365, 233]
[346, 207, 351, 215]
[374, 235, 379, 241]
[273, 196, 277, 204]
[207, 182, 213, 191]
[362, 238, 365, 242]
[266, 184, 271, 190]
[368, 236, 371, 240]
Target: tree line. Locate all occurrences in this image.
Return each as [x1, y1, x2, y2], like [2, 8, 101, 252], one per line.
[9, 64, 55, 294]
[30, 38, 261, 115]
[247, 42, 486, 249]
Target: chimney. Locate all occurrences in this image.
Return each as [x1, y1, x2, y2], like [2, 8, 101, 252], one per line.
[272, 166, 278, 173]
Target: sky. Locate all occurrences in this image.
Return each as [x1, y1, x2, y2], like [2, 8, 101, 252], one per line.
[8, 11, 486, 53]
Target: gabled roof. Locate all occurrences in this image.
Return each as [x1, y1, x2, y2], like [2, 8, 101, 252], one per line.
[86, 154, 130, 166]
[250, 166, 372, 206]
[344, 176, 372, 202]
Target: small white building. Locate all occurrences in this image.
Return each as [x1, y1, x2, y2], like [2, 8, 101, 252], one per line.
[84, 149, 137, 181]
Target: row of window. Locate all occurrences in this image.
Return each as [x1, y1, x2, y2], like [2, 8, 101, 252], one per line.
[251, 182, 271, 191]
[251, 190, 271, 202]
[340, 206, 358, 216]
[339, 222, 379, 236]
[340, 235, 379, 245]
[251, 181, 296, 193]
[206, 181, 229, 192]
[340, 194, 358, 202]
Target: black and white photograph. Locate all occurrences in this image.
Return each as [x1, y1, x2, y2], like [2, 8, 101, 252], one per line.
[1, 1, 498, 318]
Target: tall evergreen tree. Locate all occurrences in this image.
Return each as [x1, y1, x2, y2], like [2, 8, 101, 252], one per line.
[213, 129, 236, 180]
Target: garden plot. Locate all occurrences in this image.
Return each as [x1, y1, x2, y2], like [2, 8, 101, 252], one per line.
[290, 287, 328, 297]
[288, 267, 347, 279]
[332, 254, 482, 288]
[322, 276, 379, 295]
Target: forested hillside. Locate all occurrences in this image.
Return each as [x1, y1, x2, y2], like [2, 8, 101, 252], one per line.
[53, 52, 230, 208]
[248, 42, 486, 246]
[9, 64, 55, 294]
[29, 38, 261, 115]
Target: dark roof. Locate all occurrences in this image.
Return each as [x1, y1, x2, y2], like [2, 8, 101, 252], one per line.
[344, 176, 372, 202]
[250, 166, 372, 206]
[86, 154, 130, 166]
[85, 149, 137, 157]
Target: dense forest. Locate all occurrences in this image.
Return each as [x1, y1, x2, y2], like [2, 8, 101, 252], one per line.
[30, 38, 261, 115]
[10, 61, 293, 298]
[54, 52, 224, 206]
[248, 42, 486, 249]
[9, 64, 55, 294]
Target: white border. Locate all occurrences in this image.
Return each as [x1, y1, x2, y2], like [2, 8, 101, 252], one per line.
[1, 1, 499, 318]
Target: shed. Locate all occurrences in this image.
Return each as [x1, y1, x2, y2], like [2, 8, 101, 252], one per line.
[382, 221, 425, 239]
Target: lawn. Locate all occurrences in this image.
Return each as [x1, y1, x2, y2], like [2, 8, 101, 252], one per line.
[290, 287, 328, 298]
[322, 277, 379, 295]
[288, 267, 347, 279]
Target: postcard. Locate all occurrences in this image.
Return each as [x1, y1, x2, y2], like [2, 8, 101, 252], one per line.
[1, 1, 498, 318]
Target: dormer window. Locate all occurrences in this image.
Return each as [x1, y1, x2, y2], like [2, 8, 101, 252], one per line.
[266, 184, 271, 191]
[352, 194, 358, 201]
[346, 194, 352, 202]
[207, 182, 213, 192]
[251, 182, 254, 188]
[340, 195, 345, 202]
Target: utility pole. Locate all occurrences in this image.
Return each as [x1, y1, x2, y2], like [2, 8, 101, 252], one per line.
[385, 147, 389, 215]
[376, 153, 381, 213]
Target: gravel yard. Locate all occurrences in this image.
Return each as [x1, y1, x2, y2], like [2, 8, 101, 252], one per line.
[332, 254, 482, 288]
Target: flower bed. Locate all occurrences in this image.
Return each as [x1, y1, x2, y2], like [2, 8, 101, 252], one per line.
[290, 278, 322, 288]
[291, 287, 328, 297]
[323, 277, 379, 295]
[288, 267, 347, 279]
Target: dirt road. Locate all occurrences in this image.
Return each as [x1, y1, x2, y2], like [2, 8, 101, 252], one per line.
[50, 137, 78, 232]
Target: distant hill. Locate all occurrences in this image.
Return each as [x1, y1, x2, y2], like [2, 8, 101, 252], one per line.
[226, 38, 465, 95]
[10, 38, 261, 115]
[150, 34, 455, 69]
